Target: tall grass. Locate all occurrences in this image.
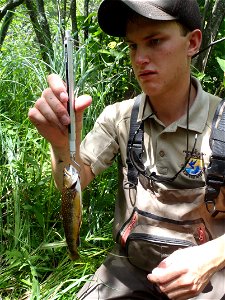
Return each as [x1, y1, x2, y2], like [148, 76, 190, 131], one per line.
[0, 11, 136, 298]
[2, 4, 225, 299]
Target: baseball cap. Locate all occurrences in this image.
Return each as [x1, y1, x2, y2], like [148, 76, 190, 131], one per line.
[98, 0, 202, 37]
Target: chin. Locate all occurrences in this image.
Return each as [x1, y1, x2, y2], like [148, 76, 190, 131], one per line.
[138, 81, 160, 96]
[141, 86, 160, 98]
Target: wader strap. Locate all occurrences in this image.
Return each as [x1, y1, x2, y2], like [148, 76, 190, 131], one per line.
[126, 96, 144, 188]
[205, 98, 225, 216]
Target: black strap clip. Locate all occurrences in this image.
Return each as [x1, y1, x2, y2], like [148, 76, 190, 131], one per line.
[205, 156, 225, 216]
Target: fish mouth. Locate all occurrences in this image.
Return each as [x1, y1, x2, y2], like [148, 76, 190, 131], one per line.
[63, 164, 79, 189]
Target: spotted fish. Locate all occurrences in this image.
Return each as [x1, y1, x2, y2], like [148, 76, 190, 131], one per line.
[61, 164, 82, 260]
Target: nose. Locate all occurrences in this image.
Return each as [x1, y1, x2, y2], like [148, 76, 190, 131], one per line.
[134, 48, 150, 65]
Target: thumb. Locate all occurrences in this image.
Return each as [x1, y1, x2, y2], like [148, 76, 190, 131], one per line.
[75, 94, 92, 112]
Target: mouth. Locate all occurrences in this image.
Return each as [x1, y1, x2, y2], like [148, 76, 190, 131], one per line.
[138, 70, 157, 79]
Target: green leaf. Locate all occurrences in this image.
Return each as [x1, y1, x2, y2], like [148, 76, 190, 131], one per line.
[216, 57, 225, 72]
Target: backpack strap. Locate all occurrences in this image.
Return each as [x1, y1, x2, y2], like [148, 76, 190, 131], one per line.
[205, 98, 225, 216]
[126, 95, 144, 188]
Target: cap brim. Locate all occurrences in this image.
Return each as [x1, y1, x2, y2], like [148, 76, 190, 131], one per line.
[98, 0, 177, 37]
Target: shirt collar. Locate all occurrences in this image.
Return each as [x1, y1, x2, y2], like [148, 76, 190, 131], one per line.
[137, 77, 209, 133]
[137, 93, 154, 122]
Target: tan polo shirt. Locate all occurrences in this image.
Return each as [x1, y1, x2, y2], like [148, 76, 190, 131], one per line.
[81, 78, 225, 243]
[80, 77, 220, 190]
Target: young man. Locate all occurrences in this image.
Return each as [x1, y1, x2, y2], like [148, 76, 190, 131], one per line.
[28, 0, 225, 299]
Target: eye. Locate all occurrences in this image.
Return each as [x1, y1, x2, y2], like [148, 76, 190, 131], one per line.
[149, 39, 161, 47]
[128, 43, 137, 51]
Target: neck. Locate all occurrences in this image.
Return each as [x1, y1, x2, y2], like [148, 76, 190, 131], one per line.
[148, 79, 196, 127]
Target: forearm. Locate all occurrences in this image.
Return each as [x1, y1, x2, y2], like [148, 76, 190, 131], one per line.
[50, 145, 70, 191]
[208, 233, 225, 273]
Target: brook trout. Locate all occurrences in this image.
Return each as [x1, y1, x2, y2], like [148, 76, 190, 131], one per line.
[62, 30, 82, 260]
[62, 164, 82, 260]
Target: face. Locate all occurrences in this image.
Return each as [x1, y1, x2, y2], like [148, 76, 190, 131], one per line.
[126, 17, 198, 98]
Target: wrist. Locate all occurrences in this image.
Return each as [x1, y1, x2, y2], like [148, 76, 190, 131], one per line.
[50, 145, 70, 191]
[205, 234, 225, 273]
[50, 144, 70, 165]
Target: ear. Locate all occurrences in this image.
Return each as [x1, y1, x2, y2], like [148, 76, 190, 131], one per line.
[187, 29, 202, 58]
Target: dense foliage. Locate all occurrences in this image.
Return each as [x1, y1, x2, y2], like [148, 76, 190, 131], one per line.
[0, 0, 225, 299]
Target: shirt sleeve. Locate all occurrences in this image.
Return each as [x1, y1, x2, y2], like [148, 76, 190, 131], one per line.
[80, 104, 120, 176]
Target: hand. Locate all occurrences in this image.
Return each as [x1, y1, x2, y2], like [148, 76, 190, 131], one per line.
[147, 239, 225, 300]
[28, 74, 92, 149]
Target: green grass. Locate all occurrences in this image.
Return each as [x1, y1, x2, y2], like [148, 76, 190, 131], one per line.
[0, 108, 117, 299]
[0, 24, 128, 298]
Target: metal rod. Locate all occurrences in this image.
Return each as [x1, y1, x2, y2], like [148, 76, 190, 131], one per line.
[64, 30, 76, 161]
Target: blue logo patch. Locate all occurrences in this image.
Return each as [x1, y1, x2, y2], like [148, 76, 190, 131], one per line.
[183, 151, 204, 179]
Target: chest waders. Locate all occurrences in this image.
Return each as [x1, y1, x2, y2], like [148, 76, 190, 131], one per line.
[126, 97, 225, 217]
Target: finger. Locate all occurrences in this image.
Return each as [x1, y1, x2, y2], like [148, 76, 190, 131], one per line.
[166, 278, 210, 300]
[148, 266, 185, 285]
[158, 275, 187, 294]
[42, 86, 68, 107]
[40, 89, 71, 126]
[164, 285, 197, 300]
[158, 272, 204, 299]
[28, 107, 43, 127]
[74, 95, 92, 124]
[47, 74, 68, 103]
[28, 107, 53, 130]
[75, 94, 92, 112]
[45, 94, 71, 126]
[150, 278, 191, 300]
[28, 107, 68, 147]
[34, 97, 68, 131]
